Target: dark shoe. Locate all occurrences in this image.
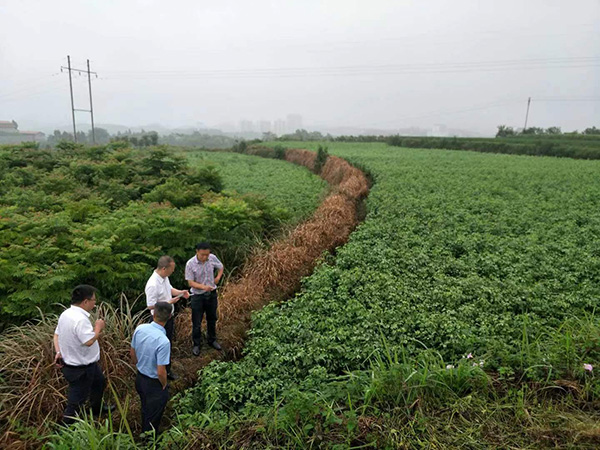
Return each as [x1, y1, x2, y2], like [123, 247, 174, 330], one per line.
[167, 372, 178, 381]
[192, 345, 201, 356]
[209, 341, 222, 351]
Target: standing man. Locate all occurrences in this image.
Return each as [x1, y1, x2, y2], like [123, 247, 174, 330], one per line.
[130, 301, 172, 435]
[53, 284, 109, 424]
[145, 255, 190, 380]
[185, 242, 224, 355]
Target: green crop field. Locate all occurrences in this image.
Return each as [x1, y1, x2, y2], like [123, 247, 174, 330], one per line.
[186, 150, 327, 223]
[0, 144, 325, 327]
[8, 141, 600, 448]
[173, 142, 600, 448]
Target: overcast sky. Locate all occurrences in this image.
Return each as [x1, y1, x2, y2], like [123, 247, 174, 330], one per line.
[1, 0, 599, 135]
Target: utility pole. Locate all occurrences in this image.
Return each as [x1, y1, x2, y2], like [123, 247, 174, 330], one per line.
[523, 97, 531, 131]
[87, 60, 96, 144]
[61, 56, 98, 144]
[67, 56, 77, 142]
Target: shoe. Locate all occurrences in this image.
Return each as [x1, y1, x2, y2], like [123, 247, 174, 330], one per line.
[209, 341, 222, 351]
[167, 372, 178, 381]
[192, 345, 201, 356]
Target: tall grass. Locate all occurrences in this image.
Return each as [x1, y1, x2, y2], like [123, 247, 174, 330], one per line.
[0, 295, 147, 447]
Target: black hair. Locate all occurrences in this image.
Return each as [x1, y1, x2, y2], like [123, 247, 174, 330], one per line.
[71, 284, 97, 305]
[195, 242, 211, 251]
[154, 302, 172, 322]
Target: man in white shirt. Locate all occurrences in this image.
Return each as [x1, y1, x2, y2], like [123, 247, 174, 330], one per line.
[53, 284, 108, 424]
[144, 255, 189, 380]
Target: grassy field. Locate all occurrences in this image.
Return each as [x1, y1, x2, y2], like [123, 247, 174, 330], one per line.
[172, 142, 600, 448]
[186, 150, 327, 223]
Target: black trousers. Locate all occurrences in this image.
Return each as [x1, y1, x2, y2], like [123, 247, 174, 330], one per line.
[135, 372, 169, 433]
[191, 291, 218, 346]
[61, 361, 106, 424]
[164, 316, 175, 373]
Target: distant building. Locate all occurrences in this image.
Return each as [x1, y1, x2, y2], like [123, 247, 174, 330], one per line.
[429, 123, 448, 137]
[286, 114, 302, 133]
[258, 120, 272, 133]
[239, 120, 254, 133]
[18, 131, 46, 142]
[0, 120, 45, 143]
[0, 120, 19, 133]
[274, 119, 286, 136]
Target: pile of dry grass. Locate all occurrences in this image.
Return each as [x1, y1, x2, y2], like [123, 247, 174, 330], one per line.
[284, 148, 317, 172]
[321, 156, 370, 199]
[175, 149, 369, 356]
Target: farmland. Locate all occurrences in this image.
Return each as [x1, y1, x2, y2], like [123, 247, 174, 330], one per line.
[186, 150, 327, 223]
[4, 140, 600, 448]
[0, 144, 326, 327]
[174, 142, 600, 447]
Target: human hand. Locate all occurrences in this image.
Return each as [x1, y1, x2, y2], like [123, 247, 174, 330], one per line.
[94, 319, 106, 332]
[54, 352, 64, 368]
[183, 290, 190, 299]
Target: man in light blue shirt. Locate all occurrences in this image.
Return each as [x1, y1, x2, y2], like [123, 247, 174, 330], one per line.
[130, 302, 171, 434]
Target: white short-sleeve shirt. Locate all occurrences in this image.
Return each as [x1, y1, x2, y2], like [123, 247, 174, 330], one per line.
[54, 305, 100, 366]
[145, 270, 174, 315]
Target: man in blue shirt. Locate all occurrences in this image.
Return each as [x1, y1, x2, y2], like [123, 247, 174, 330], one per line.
[130, 301, 171, 434]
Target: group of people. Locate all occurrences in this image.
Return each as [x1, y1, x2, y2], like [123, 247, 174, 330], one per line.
[53, 242, 224, 434]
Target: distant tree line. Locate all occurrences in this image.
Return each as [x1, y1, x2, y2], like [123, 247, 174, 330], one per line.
[46, 128, 112, 146]
[110, 131, 159, 147]
[496, 125, 600, 137]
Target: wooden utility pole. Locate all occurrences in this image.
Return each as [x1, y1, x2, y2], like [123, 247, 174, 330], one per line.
[61, 56, 98, 143]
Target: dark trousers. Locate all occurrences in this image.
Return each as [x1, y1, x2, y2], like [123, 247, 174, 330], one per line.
[61, 361, 106, 424]
[135, 372, 169, 433]
[164, 316, 174, 373]
[191, 291, 218, 346]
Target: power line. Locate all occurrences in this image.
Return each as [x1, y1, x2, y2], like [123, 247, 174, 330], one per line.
[99, 56, 600, 80]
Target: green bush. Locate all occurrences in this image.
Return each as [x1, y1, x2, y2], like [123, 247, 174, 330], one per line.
[0, 143, 288, 327]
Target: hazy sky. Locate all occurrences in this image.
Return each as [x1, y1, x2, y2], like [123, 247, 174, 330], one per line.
[1, 0, 599, 135]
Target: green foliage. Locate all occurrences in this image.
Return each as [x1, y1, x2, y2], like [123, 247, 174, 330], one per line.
[0, 143, 313, 327]
[185, 150, 327, 224]
[314, 145, 329, 174]
[176, 142, 600, 443]
[272, 144, 286, 160]
[232, 140, 248, 153]
[387, 132, 600, 159]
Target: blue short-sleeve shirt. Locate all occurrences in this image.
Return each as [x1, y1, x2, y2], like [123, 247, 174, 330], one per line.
[131, 322, 171, 379]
